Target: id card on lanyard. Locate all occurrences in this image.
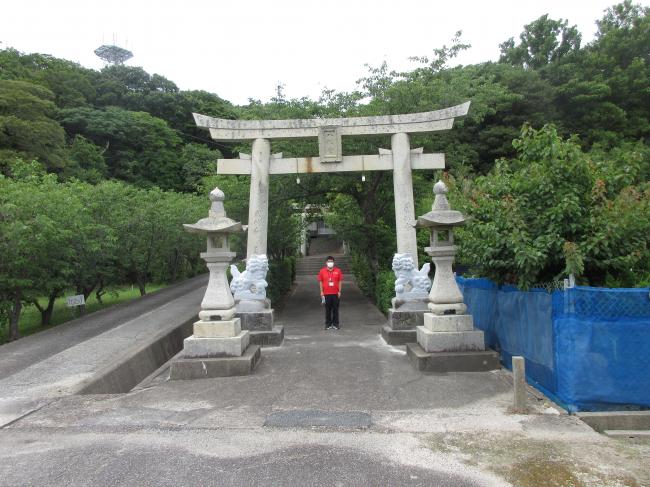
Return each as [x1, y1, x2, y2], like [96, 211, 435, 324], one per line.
[328, 270, 335, 287]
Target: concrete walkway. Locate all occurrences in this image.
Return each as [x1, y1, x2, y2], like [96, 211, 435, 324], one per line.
[0, 275, 207, 380]
[0, 275, 647, 486]
[0, 275, 207, 427]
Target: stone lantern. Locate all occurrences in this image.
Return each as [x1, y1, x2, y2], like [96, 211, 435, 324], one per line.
[407, 181, 499, 372]
[170, 188, 261, 380]
[416, 181, 467, 315]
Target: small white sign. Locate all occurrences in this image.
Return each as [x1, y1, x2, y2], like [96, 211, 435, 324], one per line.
[66, 294, 85, 307]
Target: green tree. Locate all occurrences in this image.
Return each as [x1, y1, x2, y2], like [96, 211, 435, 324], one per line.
[0, 79, 68, 172]
[451, 124, 649, 288]
[0, 49, 95, 108]
[499, 14, 582, 69]
[507, 2, 649, 147]
[60, 135, 108, 184]
[179, 143, 221, 192]
[57, 106, 183, 189]
[0, 166, 80, 331]
[108, 185, 205, 295]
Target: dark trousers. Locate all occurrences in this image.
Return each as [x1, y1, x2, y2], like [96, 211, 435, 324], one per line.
[324, 294, 340, 326]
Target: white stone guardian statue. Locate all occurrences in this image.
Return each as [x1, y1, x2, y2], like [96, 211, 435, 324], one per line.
[392, 253, 431, 300]
[230, 254, 269, 300]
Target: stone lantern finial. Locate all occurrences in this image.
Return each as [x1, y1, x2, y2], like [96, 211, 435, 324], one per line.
[433, 180, 447, 194]
[432, 181, 450, 211]
[210, 187, 225, 200]
[209, 187, 226, 217]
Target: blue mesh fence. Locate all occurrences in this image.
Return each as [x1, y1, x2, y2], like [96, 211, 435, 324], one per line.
[457, 276, 650, 412]
[553, 287, 650, 411]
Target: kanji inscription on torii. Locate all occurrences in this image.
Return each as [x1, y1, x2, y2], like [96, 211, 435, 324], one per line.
[193, 101, 470, 312]
[319, 126, 342, 163]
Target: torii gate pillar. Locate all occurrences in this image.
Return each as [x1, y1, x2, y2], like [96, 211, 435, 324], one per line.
[247, 138, 270, 259]
[392, 132, 418, 267]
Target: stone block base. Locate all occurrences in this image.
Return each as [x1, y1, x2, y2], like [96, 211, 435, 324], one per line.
[428, 302, 467, 315]
[250, 325, 284, 347]
[417, 325, 485, 353]
[238, 309, 274, 331]
[380, 324, 416, 346]
[183, 331, 250, 358]
[388, 309, 426, 330]
[423, 313, 474, 332]
[193, 318, 241, 338]
[170, 345, 261, 380]
[407, 343, 500, 372]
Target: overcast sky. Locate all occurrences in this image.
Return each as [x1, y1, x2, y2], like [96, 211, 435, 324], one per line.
[1, 0, 644, 105]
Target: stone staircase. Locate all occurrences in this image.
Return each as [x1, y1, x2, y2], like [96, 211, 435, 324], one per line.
[295, 255, 353, 276]
[307, 236, 343, 256]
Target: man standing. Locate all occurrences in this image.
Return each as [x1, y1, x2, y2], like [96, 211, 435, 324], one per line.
[318, 255, 343, 330]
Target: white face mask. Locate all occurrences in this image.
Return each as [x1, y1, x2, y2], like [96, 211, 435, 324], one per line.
[326, 262, 334, 269]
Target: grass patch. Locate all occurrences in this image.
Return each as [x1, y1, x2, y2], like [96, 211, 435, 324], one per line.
[425, 432, 645, 487]
[1, 283, 166, 344]
[508, 456, 585, 487]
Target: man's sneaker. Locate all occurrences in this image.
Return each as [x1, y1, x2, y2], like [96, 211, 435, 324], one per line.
[325, 325, 332, 330]
[333, 325, 340, 330]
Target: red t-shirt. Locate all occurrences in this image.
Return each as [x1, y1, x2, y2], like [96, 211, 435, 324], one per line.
[318, 267, 343, 295]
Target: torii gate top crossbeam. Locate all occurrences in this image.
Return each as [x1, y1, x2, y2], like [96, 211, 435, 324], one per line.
[193, 101, 470, 141]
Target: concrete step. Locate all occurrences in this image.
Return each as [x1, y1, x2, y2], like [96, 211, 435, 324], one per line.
[296, 260, 350, 264]
[577, 411, 650, 433]
[296, 269, 352, 275]
[296, 270, 352, 274]
[296, 264, 350, 268]
[295, 256, 352, 276]
[307, 237, 343, 255]
[604, 430, 650, 438]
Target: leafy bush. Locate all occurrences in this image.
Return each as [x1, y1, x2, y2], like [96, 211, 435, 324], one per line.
[450, 124, 649, 288]
[348, 250, 376, 298]
[287, 255, 297, 281]
[267, 257, 295, 304]
[374, 270, 395, 314]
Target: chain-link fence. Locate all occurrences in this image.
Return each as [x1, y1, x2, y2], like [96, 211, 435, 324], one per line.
[458, 276, 650, 412]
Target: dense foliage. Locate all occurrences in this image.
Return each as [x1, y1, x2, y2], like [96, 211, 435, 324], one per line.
[0, 2, 648, 338]
[0, 52, 234, 189]
[450, 125, 649, 288]
[0, 160, 207, 340]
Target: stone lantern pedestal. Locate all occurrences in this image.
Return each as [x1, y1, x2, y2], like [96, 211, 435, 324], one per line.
[170, 188, 261, 380]
[406, 181, 499, 372]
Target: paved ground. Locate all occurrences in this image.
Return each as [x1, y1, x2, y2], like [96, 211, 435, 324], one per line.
[0, 275, 648, 486]
[0, 275, 207, 380]
[0, 276, 207, 426]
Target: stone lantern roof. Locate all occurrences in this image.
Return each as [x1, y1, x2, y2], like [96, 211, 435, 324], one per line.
[414, 181, 467, 229]
[183, 188, 245, 234]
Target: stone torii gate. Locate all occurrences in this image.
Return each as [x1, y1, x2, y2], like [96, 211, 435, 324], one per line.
[193, 102, 470, 343]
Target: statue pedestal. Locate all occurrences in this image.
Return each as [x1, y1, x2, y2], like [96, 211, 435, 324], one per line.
[170, 317, 261, 379]
[407, 313, 500, 372]
[384, 252, 432, 346]
[235, 299, 283, 347]
[382, 297, 428, 346]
